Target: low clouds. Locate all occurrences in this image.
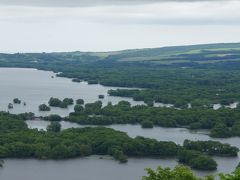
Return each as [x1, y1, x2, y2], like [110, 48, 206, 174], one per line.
[0, 1, 239, 25]
[0, 0, 230, 7]
[0, 0, 239, 52]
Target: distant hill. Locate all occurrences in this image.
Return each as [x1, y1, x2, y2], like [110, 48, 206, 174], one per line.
[1, 42, 240, 65]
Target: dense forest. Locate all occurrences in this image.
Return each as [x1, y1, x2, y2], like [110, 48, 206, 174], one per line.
[0, 112, 239, 171]
[62, 101, 240, 137]
[0, 43, 240, 108]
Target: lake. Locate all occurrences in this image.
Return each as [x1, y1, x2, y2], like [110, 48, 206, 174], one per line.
[0, 68, 236, 116]
[0, 68, 240, 180]
[0, 68, 147, 117]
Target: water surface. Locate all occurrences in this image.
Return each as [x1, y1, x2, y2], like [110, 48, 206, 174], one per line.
[0, 68, 146, 116]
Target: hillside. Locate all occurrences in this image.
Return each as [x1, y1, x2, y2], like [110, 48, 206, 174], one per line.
[1, 43, 240, 66]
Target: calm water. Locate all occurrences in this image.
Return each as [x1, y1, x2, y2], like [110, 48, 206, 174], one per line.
[0, 156, 178, 180]
[0, 68, 147, 116]
[25, 120, 240, 177]
[1, 68, 240, 179]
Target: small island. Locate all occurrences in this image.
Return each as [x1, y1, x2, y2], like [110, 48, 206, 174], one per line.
[13, 98, 21, 104]
[8, 103, 13, 109]
[39, 104, 51, 111]
[48, 97, 74, 108]
[98, 95, 105, 99]
[72, 78, 82, 83]
[76, 99, 84, 105]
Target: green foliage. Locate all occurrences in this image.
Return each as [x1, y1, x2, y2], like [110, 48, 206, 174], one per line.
[141, 121, 154, 128]
[47, 122, 61, 132]
[2, 44, 240, 109]
[48, 97, 73, 108]
[48, 97, 62, 107]
[218, 168, 240, 180]
[178, 149, 217, 170]
[142, 165, 214, 180]
[45, 114, 62, 121]
[232, 121, 240, 136]
[66, 101, 240, 138]
[13, 98, 21, 104]
[84, 101, 102, 114]
[210, 123, 231, 138]
[38, 104, 51, 111]
[76, 99, 84, 105]
[74, 105, 84, 113]
[183, 140, 239, 156]
[0, 126, 180, 163]
[98, 95, 105, 99]
[143, 166, 240, 180]
[63, 98, 74, 105]
[0, 112, 27, 133]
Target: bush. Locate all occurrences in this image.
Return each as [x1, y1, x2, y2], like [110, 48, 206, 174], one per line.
[63, 98, 74, 105]
[98, 95, 105, 99]
[141, 121, 154, 128]
[13, 98, 21, 104]
[76, 99, 84, 105]
[39, 104, 51, 111]
[47, 114, 62, 121]
[74, 105, 84, 113]
[47, 122, 61, 132]
[48, 97, 62, 107]
[178, 149, 217, 170]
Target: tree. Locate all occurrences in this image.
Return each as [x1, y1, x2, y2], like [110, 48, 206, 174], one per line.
[47, 122, 61, 132]
[143, 166, 240, 180]
[48, 97, 62, 107]
[210, 123, 231, 138]
[38, 104, 51, 111]
[76, 99, 84, 105]
[218, 168, 240, 180]
[142, 165, 214, 180]
[232, 121, 240, 136]
[63, 98, 74, 105]
[141, 121, 154, 128]
[98, 95, 105, 99]
[74, 105, 84, 113]
[47, 114, 62, 121]
[13, 98, 21, 104]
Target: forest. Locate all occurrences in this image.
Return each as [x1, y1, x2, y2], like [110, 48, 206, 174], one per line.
[0, 111, 239, 171]
[63, 101, 240, 138]
[1, 43, 240, 108]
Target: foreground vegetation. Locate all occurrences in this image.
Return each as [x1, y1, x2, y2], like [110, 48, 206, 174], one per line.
[142, 165, 240, 180]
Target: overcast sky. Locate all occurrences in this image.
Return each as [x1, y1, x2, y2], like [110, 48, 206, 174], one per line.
[0, 0, 239, 52]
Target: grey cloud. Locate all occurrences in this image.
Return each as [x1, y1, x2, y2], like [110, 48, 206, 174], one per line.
[0, 0, 228, 7]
